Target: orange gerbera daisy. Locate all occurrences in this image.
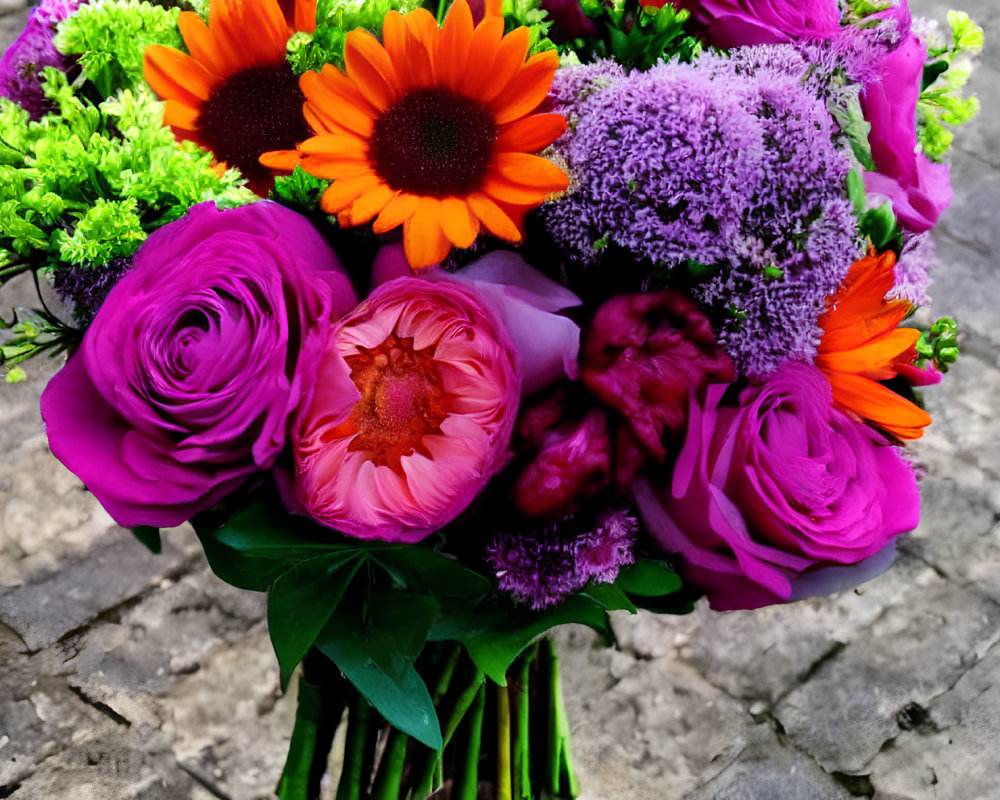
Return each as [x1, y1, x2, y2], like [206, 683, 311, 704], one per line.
[143, 0, 317, 193]
[816, 248, 931, 440]
[261, 0, 569, 269]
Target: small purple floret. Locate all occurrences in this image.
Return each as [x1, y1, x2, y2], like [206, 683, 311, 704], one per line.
[488, 508, 637, 609]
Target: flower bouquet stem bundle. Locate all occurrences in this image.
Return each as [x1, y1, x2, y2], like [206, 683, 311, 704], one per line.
[0, 0, 981, 796]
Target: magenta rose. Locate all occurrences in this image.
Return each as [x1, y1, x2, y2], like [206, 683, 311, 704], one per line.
[862, 31, 952, 231]
[633, 362, 920, 610]
[41, 201, 357, 528]
[669, 0, 841, 49]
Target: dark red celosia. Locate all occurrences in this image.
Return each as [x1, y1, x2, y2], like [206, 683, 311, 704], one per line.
[581, 291, 734, 462]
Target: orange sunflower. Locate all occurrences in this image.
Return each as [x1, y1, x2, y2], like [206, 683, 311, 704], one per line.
[143, 0, 317, 194]
[816, 248, 931, 440]
[261, 0, 569, 269]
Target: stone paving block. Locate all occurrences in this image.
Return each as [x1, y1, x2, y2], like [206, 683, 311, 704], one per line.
[866, 638, 1000, 800]
[0, 526, 192, 651]
[558, 625, 754, 800]
[774, 567, 1000, 774]
[685, 727, 854, 800]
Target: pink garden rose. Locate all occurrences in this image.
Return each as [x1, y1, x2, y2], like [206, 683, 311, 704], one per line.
[41, 201, 357, 527]
[862, 29, 953, 232]
[634, 362, 920, 610]
[288, 278, 520, 542]
[668, 0, 842, 49]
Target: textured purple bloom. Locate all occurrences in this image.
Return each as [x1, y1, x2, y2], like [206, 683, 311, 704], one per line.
[41, 202, 358, 528]
[0, 0, 82, 120]
[488, 509, 638, 609]
[889, 232, 935, 306]
[544, 49, 861, 376]
[51, 256, 131, 324]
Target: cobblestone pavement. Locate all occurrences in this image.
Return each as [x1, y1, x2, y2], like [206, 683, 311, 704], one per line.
[2, 2, 998, 798]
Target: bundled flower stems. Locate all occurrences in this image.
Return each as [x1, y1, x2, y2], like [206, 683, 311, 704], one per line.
[0, 0, 980, 797]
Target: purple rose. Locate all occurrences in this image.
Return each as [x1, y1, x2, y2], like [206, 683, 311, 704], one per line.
[633, 363, 920, 610]
[862, 31, 952, 232]
[669, 0, 841, 49]
[41, 202, 358, 528]
[0, 0, 82, 120]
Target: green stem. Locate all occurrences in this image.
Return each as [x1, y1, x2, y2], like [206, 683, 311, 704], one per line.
[370, 727, 408, 800]
[443, 667, 486, 747]
[511, 650, 534, 800]
[412, 645, 468, 798]
[336, 693, 371, 800]
[455, 684, 487, 800]
[276, 654, 347, 800]
[543, 638, 579, 799]
[497, 682, 512, 800]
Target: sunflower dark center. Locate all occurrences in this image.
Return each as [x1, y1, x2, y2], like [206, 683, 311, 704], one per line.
[197, 62, 310, 189]
[369, 88, 497, 197]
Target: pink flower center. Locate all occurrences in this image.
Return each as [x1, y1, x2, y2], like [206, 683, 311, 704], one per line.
[342, 332, 448, 468]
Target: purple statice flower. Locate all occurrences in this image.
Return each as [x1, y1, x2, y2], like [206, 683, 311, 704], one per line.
[0, 0, 82, 120]
[51, 256, 132, 324]
[546, 58, 626, 110]
[543, 48, 862, 377]
[889, 232, 935, 306]
[487, 508, 638, 610]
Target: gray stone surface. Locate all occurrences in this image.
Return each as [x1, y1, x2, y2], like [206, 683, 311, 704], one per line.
[2, 1, 999, 799]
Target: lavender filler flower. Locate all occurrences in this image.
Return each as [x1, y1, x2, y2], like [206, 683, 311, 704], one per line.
[543, 48, 863, 377]
[488, 508, 637, 610]
[0, 0, 82, 120]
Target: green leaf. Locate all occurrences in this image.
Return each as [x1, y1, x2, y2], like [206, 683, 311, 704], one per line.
[316, 591, 442, 749]
[192, 514, 291, 592]
[211, 500, 351, 558]
[462, 594, 610, 685]
[616, 559, 683, 597]
[270, 165, 330, 212]
[268, 553, 364, 690]
[582, 581, 636, 613]
[130, 525, 161, 554]
[371, 547, 492, 598]
[846, 169, 867, 216]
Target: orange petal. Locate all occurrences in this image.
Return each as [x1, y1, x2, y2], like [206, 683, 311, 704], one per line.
[441, 197, 481, 248]
[403, 9, 439, 89]
[484, 0, 503, 17]
[299, 133, 369, 159]
[816, 328, 920, 379]
[480, 174, 552, 205]
[319, 173, 382, 215]
[177, 11, 228, 76]
[294, 0, 317, 33]
[162, 100, 201, 130]
[495, 113, 567, 152]
[344, 30, 399, 111]
[144, 46, 214, 105]
[259, 149, 301, 170]
[437, 0, 474, 91]
[490, 50, 560, 125]
[466, 191, 522, 241]
[301, 68, 376, 137]
[381, 11, 409, 72]
[300, 155, 374, 179]
[403, 197, 451, 268]
[828, 373, 931, 440]
[461, 17, 504, 97]
[347, 184, 397, 226]
[373, 192, 421, 234]
[494, 152, 569, 192]
[480, 26, 531, 103]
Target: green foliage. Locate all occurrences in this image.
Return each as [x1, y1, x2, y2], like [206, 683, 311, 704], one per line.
[55, 0, 184, 99]
[916, 317, 959, 372]
[571, 1, 700, 69]
[288, 0, 423, 73]
[829, 84, 876, 172]
[0, 72, 252, 277]
[0, 304, 80, 378]
[130, 526, 162, 554]
[500, 0, 556, 54]
[917, 11, 983, 162]
[271, 165, 330, 213]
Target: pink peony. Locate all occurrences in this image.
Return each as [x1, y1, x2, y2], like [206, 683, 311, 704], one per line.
[862, 30, 952, 231]
[289, 278, 520, 542]
[668, 0, 842, 49]
[41, 202, 357, 527]
[634, 363, 920, 610]
[580, 291, 734, 463]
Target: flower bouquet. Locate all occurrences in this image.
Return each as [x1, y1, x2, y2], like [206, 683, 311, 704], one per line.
[0, 0, 981, 797]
